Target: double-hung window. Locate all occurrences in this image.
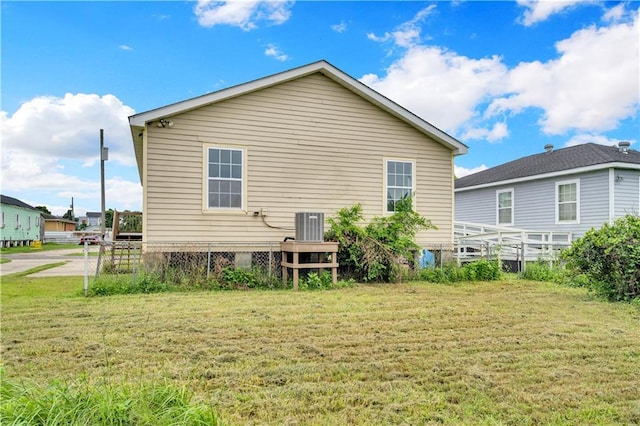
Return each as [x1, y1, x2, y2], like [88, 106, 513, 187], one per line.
[496, 189, 514, 226]
[386, 159, 414, 213]
[556, 180, 579, 223]
[207, 147, 244, 210]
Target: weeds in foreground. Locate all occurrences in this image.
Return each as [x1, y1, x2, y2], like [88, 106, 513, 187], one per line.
[414, 259, 502, 283]
[3, 279, 639, 425]
[0, 370, 221, 425]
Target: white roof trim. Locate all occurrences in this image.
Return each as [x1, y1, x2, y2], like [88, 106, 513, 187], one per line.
[129, 60, 467, 155]
[455, 162, 640, 192]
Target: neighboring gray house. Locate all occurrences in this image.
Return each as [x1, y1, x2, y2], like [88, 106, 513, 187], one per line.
[455, 142, 640, 239]
[85, 212, 102, 227]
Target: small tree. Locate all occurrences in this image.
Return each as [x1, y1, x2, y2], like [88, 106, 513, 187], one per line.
[561, 214, 640, 302]
[34, 205, 51, 215]
[325, 198, 436, 283]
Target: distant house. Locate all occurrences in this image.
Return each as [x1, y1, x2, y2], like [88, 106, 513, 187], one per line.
[0, 194, 44, 247]
[43, 214, 77, 232]
[455, 142, 640, 239]
[85, 212, 102, 227]
[129, 60, 468, 246]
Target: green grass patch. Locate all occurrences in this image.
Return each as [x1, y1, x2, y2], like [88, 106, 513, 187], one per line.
[0, 258, 10, 264]
[0, 369, 221, 425]
[1, 269, 83, 299]
[0, 243, 80, 256]
[2, 278, 639, 424]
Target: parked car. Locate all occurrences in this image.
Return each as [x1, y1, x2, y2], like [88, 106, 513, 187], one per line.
[79, 235, 102, 245]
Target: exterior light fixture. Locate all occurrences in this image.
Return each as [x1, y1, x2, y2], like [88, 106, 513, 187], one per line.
[157, 119, 174, 128]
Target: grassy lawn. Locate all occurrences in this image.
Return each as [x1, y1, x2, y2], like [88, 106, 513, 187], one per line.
[2, 275, 639, 425]
[0, 242, 80, 256]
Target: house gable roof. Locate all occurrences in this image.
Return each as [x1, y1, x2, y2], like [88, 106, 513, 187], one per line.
[1, 194, 39, 211]
[43, 213, 77, 224]
[129, 60, 468, 180]
[455, 143, 640, 191]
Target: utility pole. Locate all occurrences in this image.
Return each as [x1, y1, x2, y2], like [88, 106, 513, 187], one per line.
[100, 129, 109, 239]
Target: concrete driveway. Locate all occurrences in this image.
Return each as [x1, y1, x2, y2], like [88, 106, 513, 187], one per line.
[0, 247, 101, 277]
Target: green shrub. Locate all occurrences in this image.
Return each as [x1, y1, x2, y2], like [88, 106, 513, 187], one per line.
[415, 261, 501, 283]
[0, 370, 220, 425]
[299, 271, 333, 290]
[416, 264, 464, 283]
[561, 214, 640, 302]
[461, 260, 502, 281]
[325, 198, 436, 283]
[89, 272, 174, 296]
[520, 261, 560, 282]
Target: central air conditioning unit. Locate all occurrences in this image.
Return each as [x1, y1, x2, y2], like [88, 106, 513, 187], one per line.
[295, 212, 324, 242]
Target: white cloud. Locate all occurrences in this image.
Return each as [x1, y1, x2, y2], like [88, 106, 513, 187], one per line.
[361, 45, 508, 133]
[119, 45, 133, 51]
[602, 3, 626, 23]
[265, 43, 288, 61]
[455, 164, 488, 178]
[516, 0, 589, 26]
[331, 21, 347, 33]
[1, 93, 141, 214]
[564, 134, 635, 148]
[487, 10, 639, 134]
[194, 0, 293, 30]
[461, 122, 509, 142]
[367, 4, 436, 48]
[1, 93, 136, 167]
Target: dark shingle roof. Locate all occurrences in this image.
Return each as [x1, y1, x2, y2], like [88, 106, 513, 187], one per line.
[0, 194, 38, 211]
[456, 143, 640, 190]
[42, 213, 76, 223]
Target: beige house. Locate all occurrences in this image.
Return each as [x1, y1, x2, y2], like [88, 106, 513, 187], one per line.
[129, 61, 467, 245]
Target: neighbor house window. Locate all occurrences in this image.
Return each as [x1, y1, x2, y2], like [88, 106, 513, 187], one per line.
[556, 180, 579, 223]
[15, 214, 19, 229]
[386, 159, 414, 213]
[496, 189, 514, 226]
[27, 216, 31, 230]
[207, 147, 244, 210]
[1, 211, 4, 228]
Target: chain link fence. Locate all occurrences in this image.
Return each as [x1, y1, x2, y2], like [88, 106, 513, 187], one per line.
[81, 240, 571, 293]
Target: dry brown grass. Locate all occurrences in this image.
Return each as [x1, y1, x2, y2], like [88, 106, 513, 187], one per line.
[2, 277, 640, 425]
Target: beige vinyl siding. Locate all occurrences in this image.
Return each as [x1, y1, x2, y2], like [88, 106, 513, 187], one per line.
[144, 73, 454, 244]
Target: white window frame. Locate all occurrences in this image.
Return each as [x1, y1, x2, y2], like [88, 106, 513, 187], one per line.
[556, 179, 580, 224]
[496, 188, 514, 226]
[204, 145, 247, 212]
[384, 158, 416, 214]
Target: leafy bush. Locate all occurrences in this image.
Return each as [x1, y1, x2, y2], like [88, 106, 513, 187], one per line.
[416, 263, 464, 283]
[415, 260, 501, 283]
[561, 214, 640, 302]
[0, 370, 220, 425]
[89, 272, 173, 296]
[520, 261, 561, 282]
[325, 198, 436, 283]
[461, 259, 502, 281]
[299, 271, 333, 290]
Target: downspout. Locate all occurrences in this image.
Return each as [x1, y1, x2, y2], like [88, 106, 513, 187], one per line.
[608, 168, 615, 224]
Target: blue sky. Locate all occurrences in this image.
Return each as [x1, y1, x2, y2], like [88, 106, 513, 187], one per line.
[1, 0, 638, 216]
